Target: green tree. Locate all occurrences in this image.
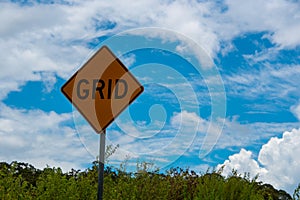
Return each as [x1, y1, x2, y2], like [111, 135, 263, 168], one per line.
[294, 183, 300, 200]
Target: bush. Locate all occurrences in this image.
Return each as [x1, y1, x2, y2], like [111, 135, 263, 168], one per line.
[0, 161, 296, 199]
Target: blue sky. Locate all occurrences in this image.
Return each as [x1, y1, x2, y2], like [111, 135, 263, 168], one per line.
[1, 0, 300, 194]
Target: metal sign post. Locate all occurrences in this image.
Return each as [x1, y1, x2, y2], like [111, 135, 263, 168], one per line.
[98, 130, 106, 200]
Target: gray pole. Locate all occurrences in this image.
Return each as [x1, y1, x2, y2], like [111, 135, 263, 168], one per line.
[97, 130, 106, 200]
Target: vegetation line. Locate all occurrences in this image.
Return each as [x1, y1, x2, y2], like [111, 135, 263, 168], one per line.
[1, 161, 299, 199]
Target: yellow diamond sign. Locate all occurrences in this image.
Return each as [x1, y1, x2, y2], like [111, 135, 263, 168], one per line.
[61, 46, 144, 133]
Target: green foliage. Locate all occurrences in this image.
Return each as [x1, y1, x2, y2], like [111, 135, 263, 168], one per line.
[0, 161, 297, 199]
[294, 183, 300, 200]
[0, 162, 32, 199]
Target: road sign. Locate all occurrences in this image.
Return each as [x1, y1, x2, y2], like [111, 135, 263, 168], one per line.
[61, 46, 144, 133]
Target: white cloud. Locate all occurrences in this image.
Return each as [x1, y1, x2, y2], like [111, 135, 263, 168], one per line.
[73, 110, 205, 169]
[291, 102, 300, 121]
[224, 64, 300, 101]
[73, 109, 299, 170]
[0, 103, 91, 171]
[171, 110, 203, 129]
[219, 149, 267, 178]
[119, 53, 136, 69]
[216, 118, 300, 150]
[218, 128, 300, 194]
[0, 0, 220, 100]
[0, 2, 91, 100]
[1, 0, 300, 177]
[220, 0, 300, 48]
[1, 0, 300, 100]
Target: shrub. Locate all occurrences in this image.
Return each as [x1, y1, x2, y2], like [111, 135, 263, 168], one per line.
[0, 161, 296, 199]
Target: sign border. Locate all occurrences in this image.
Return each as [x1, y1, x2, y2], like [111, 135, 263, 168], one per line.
[61, 45, 144, 133]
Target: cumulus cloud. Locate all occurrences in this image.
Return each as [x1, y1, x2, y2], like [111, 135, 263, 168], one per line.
[218, 128, 300, 194]
[219, 149, 267, 178]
